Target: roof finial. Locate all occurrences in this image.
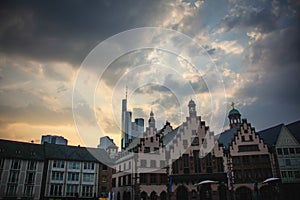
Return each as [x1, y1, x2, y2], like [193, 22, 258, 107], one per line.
[231, 102, 235, 109]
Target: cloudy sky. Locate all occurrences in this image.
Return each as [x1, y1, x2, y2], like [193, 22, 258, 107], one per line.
[0, 0, 299, 148]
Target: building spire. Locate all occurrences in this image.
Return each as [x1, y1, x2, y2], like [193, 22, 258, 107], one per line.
[231, 102, 235, 109]
[125, 86, 128, 100]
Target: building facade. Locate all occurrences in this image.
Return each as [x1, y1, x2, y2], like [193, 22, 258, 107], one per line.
[0, 140, 112, 200]
[259, 121, 300, 200]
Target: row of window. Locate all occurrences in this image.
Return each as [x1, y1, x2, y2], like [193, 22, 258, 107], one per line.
[278, 158, 300, 167]
[172, 153, 223, 174]
[277, 147, 300, 156]
[51, 171, 95, 182]
[52, 160, 95, 170]
[281, 170, 300, 179]
[232, 155, 270, 165]
[116, 174, 132, 187]
[118, 161, 131, 172]
[140, 159, 165, 168]
[6, 184, 35, 197]
[234, 168, 272, 183]
[50, 184, 94, 197]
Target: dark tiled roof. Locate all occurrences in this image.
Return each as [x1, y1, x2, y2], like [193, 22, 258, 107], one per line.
[286, 120, 300, 143]
[258, 124, 284, 146]
[0, 139, 44, 160]
[0, 139, 113, 164]
[217, 125, 240, 149]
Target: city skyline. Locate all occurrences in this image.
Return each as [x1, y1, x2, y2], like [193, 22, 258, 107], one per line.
[0, 0, 299, 148]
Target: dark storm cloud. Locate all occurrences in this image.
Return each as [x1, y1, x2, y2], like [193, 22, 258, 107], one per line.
[235, 3, 300, 129]
[0, 0, 162, 66]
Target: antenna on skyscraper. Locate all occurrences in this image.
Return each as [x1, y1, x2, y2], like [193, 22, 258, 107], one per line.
[125, 86, 128, 100]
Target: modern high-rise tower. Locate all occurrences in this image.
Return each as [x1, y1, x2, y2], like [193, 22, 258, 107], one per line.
[120, 89, 144, 149]
[121, 96, 132, 149]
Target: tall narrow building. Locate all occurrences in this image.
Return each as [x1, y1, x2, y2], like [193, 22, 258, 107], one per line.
[121, 89, 144, 150]
[121, 93, 132, 150]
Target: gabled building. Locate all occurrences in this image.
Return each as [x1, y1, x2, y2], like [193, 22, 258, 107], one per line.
[259, 121, 300, 200]
[218, 104, 273, 200]
[112, 100, 227, 200]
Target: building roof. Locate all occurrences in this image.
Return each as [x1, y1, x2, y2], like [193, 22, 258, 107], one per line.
[286, 120, 300, 143]
[228, 108, 240, 116]
[0, 139, 45, 160]
[0, 139, 113, 164]
[258, 124, 284, 146]
[217, 125, 240, 149]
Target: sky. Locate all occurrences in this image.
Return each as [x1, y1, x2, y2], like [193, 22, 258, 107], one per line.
[0, 0, 299, 148]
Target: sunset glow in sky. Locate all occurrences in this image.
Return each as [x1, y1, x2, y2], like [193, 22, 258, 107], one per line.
[0, 0, 299, 148]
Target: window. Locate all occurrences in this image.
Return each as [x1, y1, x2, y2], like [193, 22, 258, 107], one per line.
[0, 159, 4, 182]
[144, 147, 150, 153]
[128, 174, 132, 185]
[6, 184, 17, 196]
[82, 173, 94, 182]
[68, 162, 80, 170]
[83, 162, 94, 170]
[296, 148, 300, 154]
[11, 160, 20, 170]
[183, 154, 189, 168]
[123, 163, 126, 170]
[277, 148, 283, 155]
[25, 172, 35, 184]
[141, 160, 147, 167]
[67, 172, 79, 181]
[118, 177, 121, 186]
[241, 136, 245, 142]
[128, 161, 131, 169]
[140, 174, 147, 184]
[53, 160, 64, 168]
[150, 160, 156, 168]
[151, 137, 154, 142]
[242, 156, 250, 164]
[82, 185, 93, 197]
[193, 150, 201, 173]
[8, 170, 19, 183]
[66, 184, 78, 196]
[238, 145, 259, 152]
[150, 174, 156, 184]
[285, 159, 291, 166]
[249, 135, 253, 141]
[283, 148, 289, 155]
[160, 160, 166, 168]
[102, 175, 107, 182]
[172, 159, 179, 174]
[281, 171, 287, 178]
[24, 185, 34, 196]
[122, 175, 126, 185]
[232, 157, 240, 165]
[27, 161, 36, 170]
[183, 140, 188, 148]
[160, 174, 167, 184]
[51, 171, 64, 181]
[102, 164, 108, 170]
[289, 148, 295, 154]
[112, 178, 116, 187]
[50, 184, 63, 196]
[154, 147, 159, 154]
